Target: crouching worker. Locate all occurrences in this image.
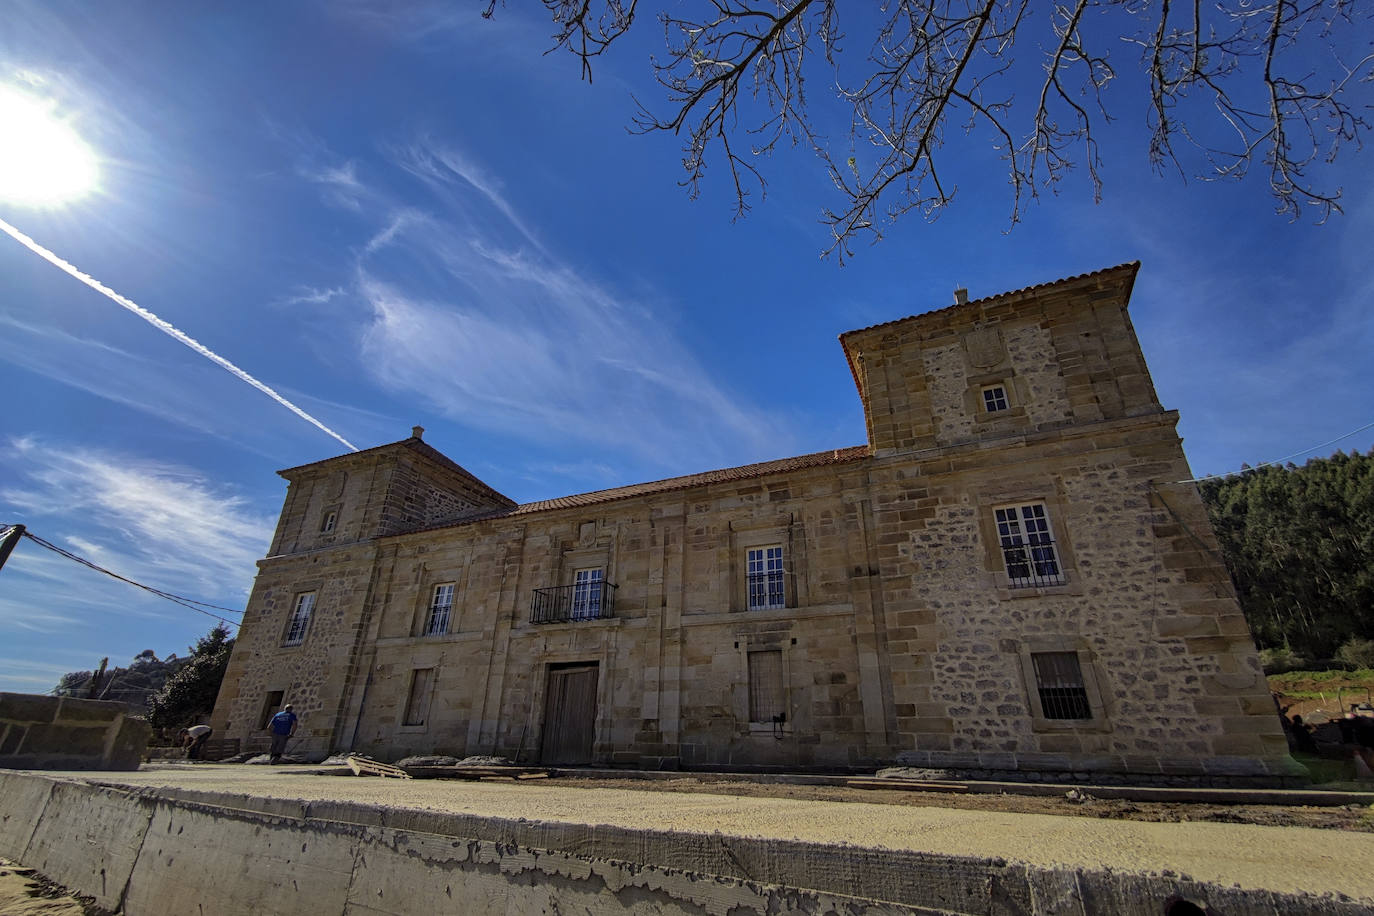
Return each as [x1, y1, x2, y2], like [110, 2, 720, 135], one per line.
[267, 704, 298, 764]
[182, 724, 213, 760]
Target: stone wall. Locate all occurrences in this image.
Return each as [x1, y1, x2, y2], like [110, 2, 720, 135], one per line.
[0, 693, 149, 770]
[212, 263, 1294, 782]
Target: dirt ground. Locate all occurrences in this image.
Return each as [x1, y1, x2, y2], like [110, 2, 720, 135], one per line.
[552, 773, 1374, 832]
[0, 859, 102, 916]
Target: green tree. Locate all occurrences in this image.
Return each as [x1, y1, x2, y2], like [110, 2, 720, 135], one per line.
[146, 626, 236, 730]
[1200, 450, 1374, 661]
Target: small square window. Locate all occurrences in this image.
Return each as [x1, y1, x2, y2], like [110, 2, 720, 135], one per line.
[746, 546, 785, 610]
[982, 385, 1009, 413]
[424, 583, 454, 636]
[1031, 651, 1092, 719]
[283, 592, 315, 646]
[320, 510, 337, 533]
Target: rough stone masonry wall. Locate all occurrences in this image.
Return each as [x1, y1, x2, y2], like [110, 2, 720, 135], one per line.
[213, 543, 380, 757]
[0, 693, 149, 770]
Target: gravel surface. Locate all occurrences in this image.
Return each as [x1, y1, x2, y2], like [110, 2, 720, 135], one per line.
[59, 765, 1374, 903]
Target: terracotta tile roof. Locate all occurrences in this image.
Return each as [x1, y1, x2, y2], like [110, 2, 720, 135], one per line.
[397, 444, 872, 536]
[837, 261, 1141, 401]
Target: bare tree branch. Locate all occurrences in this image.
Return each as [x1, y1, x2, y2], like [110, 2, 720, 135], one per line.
[506, 0, 1374, 257]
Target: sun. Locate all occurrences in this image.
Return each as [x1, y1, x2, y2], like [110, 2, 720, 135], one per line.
[0, 85, 99, 206]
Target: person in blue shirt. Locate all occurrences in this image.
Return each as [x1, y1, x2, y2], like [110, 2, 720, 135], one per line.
[267, 704, 298, 764]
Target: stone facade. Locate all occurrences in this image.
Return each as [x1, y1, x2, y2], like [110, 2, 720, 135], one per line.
[211, 263, 1294, 782]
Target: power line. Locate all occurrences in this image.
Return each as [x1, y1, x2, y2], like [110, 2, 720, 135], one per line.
[13, 529, 242, 628]
[1180, 418, 1374, 484]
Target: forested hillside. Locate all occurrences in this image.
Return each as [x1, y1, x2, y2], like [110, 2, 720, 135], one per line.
[1199, 450, 1374, 667]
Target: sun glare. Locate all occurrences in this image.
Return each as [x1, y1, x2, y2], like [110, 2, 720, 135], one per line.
[0, 85, 99, 205]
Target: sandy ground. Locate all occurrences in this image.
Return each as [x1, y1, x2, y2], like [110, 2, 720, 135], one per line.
[46, 764, 1374, 902]
[561, 773, 1374, 831]
[0, 859, 99, 916]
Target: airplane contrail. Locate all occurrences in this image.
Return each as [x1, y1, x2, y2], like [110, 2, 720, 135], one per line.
[0, 217, 358, 453]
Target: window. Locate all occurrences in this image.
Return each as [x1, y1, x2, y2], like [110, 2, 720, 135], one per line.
[747, 650, 785, 724]
[982, 385, 1009, 413]
[571, 568, 604, 619]
[402, 668, 434, 727]
[320, 510, 337, 534]
[994, 503, 1064, 587]
[425, 583, 454, 636]
[257, 691, 285, 730]
[746, 546, 785, 610]
[283, 592, 315, 646]
[1031, 652, 1092, 719]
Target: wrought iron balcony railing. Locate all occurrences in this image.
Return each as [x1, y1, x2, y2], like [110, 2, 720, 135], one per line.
[1001, 539, 1065, 588]
[531, 581, 618, 624]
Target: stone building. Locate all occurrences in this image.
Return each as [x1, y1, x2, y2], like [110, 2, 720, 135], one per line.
[210, 262, 1294, 781]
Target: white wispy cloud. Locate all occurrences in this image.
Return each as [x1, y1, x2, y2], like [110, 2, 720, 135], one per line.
[279, 132, 794, 471]
[277, 285, 347, 306]
[1, 438, 275, 600]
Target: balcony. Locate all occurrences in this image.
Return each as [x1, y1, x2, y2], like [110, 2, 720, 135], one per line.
[1001, 539, 1065, 588]
[531, 581, 618, 624]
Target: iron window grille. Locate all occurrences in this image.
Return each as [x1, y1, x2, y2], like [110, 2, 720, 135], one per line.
[1031, 651, 1093, 719]
[995, 503, 1064, 587]
[531, 579, 617, 624]
[746, 546, 785, 610]
[425, 583, 454, 636]
[283, 592, 315, 646]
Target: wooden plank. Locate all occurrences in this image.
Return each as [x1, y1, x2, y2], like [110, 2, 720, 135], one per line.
[346, 755, 412, 779]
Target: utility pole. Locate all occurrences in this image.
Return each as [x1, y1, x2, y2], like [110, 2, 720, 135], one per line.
[0, 524, 24, 573]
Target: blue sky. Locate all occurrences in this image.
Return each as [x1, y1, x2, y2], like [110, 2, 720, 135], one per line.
[1, 2, 1371, 694]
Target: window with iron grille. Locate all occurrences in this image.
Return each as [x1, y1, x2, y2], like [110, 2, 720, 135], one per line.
[748, 650, 785, 723]
[746, 546, 785, 610]
[995, 503, 1064, 587]
[320, 510, 337, 533]
[283, 592, 315, 646]
[1031, 651, 1092, 719]
[425, 583, 454, 636]
[402, 668, 434, 726]
[571, 568, 603, 619]
[982, 385, 1010, 412]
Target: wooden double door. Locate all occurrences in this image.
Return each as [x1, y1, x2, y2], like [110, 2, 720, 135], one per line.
[540, 663, 598, 765]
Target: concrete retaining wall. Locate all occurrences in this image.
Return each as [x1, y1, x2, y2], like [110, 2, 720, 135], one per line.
[0, 771, 1367, 915]
[0, 692, 149, 770]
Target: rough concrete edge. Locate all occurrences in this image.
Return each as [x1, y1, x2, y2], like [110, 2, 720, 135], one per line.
[47, 775, 1374, 915]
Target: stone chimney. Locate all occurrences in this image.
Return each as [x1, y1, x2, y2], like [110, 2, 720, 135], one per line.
[411, 425, 425, 440]
[953, 288, 969, 305]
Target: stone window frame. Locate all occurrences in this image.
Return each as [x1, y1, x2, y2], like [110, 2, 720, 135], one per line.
[729, 516, 805, 612]
[319, 506, 339, 534]
[423, 583, 455, 637]
[734, 633, 794, 735]
[974, 486, 1080, 597]
[399, 667, 436, 732]
[1014, 637, 1111, 733]
[282, 592, 315, 647]
[963, 373, 1029, 426]
[745, 545, 786, 610]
